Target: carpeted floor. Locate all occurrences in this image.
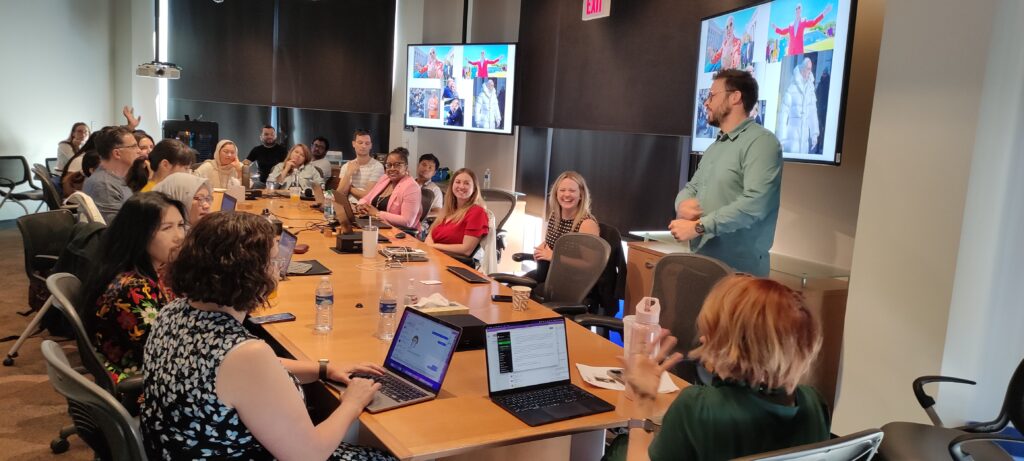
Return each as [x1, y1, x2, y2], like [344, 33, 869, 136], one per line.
[0, 222, 91, 460]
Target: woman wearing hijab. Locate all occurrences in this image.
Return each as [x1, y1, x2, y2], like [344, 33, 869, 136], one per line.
[194, 139, 243, 189]
[154, 173, 213, 225]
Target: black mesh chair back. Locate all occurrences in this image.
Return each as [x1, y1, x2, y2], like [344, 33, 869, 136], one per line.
[589, 223, 627, 316]
[481, 189, 516, 231]
[420, 187, 435, 222]
[33, 163, 63, 211]
[41, 340, 148, 461]
[46, 273, 118, 395]
[0, 155, 32, 188]
[17, 210, 76, 285]
[650, 253, 733, 352]
[46, 157, 59, 173]
[732, 429, 883, 461]
[539, 233, 611, 305]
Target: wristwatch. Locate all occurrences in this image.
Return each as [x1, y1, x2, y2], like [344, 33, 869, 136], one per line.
[627, 418, 660, 433]
[694, 219, 706, 235]
[318, 358, 329, 381]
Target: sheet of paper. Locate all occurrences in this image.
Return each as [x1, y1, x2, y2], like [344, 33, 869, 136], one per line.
[575, 364, 680, 393]
[420, 280, 442, 285]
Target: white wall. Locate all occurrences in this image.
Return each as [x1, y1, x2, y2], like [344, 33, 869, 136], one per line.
[939, 0, 1024, 425]
[0, 0, 116, 219]
[834, 0, 1001, 433]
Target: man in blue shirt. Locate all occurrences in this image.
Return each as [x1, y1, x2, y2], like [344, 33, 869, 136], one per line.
[670, 69, 783, 276]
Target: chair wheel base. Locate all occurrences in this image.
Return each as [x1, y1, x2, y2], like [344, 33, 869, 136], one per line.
[50, 437, 70, 454]
[3, 356, 13, 366]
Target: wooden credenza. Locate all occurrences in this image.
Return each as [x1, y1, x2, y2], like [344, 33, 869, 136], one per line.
[624, 239, 849, 411]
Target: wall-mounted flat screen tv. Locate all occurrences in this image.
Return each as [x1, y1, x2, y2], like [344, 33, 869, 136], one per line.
[691, 0, 855, 164]
[406, 43, 517, 135]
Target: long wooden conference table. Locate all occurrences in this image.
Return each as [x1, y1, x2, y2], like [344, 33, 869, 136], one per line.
[242, 198, 686, 460]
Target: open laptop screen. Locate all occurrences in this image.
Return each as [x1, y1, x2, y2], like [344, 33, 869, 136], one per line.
[485, 317, 570, 393]
[385, 309, 461, 393]
[274, 229, 297, 278]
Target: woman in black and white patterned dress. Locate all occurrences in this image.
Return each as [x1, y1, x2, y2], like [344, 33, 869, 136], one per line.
[142, 211, 396, 460]
[530, 171, 600, 282]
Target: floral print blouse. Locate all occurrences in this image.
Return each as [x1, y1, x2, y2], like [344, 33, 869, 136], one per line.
[93, 270, 174, 382]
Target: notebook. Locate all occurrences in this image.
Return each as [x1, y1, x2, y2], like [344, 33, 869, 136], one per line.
[328, 308, 462, 413]
[484, 317, 614, 426]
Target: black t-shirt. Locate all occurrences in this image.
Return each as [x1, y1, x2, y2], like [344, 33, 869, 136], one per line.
[246, 144, 288, 183]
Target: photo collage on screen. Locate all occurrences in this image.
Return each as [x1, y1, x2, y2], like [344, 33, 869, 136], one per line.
[691, 0, 850, 162]
[407, 44, 515, 134]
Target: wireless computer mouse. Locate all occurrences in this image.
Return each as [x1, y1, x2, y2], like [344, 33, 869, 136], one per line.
[395, 232, 407, 239]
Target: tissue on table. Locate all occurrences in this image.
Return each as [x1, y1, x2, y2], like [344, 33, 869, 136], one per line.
[410, 293, 469, 315]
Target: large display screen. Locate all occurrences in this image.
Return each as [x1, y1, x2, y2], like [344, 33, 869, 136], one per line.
[692, 0, 854, 164]
[405, 43, 517, 135]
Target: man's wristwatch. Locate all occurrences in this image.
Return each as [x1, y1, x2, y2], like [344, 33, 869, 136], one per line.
[694, 219, 706, 235]
[627, 418, 660, 433]
[318, 359, 329, 381]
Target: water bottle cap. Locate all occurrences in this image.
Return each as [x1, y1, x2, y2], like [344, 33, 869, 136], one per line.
[635, 297, 661, 324]
[321, 276, 329, 281]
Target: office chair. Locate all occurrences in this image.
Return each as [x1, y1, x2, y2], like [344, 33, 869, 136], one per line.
[41, 340, 148, 461]
[480, 189, 516, 261]
[46, 157, 59, 173]
[32, 163, 64, 211]
[491, 233, 610, 312]
[733, 428, 884, 461]
[415, 187, 436, 240]
[0, 155, 46, 214]
[878, 356, 1024, 461]
[45, 272, 146, 453]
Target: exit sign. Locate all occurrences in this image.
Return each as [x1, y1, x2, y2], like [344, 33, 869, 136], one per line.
[582, 0, 610, 20]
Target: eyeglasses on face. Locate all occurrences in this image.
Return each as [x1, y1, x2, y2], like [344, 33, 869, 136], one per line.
[193, 195, 213, 205]
[116, 143, 140, 150]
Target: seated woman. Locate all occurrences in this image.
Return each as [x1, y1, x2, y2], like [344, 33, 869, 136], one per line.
[79, 192, 187, 382]
[357, 148, 421, 229]
[531, 171, 600, 281]
[140, 139, 196, 192]
[608, 275, 828, 461]
[269, 143, 323, 190]
[143, 212, 396, 460]
[134, 130, 155, 159]
[56, 122, 89, 173]
[194, 139, 243, 189]
[425, 168, 488, 257]
[153, 173, 213, 224]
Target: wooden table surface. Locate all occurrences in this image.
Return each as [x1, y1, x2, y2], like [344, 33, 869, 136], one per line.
[241, 199, 687, 460]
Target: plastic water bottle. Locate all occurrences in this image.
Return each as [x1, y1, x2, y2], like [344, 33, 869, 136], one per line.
[629, 297, 661, 358]
[377, 282, 397, 341]
[483, 168, 492, 189]
[404, 278, 419, 306]
[314, 276, 334, 334]
[323, 190, 336, 222]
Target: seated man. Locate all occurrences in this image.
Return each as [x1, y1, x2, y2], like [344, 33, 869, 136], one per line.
[310, 136, 333, 178]
[415, 153, 444, 216]
[83, 126, 139, 223]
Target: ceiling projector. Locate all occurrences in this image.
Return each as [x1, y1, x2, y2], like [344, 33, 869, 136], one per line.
[136, 61, 181, 79]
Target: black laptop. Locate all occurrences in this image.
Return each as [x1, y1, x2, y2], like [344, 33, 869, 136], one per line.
[484, 317, 614, 426]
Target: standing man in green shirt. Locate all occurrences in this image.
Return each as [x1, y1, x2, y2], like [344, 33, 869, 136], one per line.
[670, 68, 783, 276]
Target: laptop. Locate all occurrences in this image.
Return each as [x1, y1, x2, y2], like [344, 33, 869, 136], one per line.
[274, 229, 298, 278]
[335, 194, 393, 229]
[484, 317, 614, 426]
[329, 308, 463, 413]
[220, 193, 237, 212]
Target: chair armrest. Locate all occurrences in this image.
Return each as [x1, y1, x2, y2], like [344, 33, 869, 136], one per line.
[32, 255, 59, 273]
[547, 304, 588, 316]
[116, 374, 145, 416]
[489, 274, 538, 288]
[60, 204, 79, 213]
[949, 433, 1024, 461]
[511, 253, 535, 262]
[913, 375, 975, 409]
[573, 314, 623, 332]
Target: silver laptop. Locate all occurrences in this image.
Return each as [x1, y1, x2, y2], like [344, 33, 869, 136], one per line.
[329, 308, 462, 413]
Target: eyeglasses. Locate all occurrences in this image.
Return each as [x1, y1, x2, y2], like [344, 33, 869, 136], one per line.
[116, 143, 140, 150]
[385, 162, 407, 170]
[706, 89, 737, 102]
[193, 195, 213, 205]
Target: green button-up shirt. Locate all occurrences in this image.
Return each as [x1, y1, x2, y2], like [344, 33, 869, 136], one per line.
[675, 118, 783, 276]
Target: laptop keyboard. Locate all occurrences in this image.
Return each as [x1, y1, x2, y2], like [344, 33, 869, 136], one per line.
[447, 266, 489, 284]
[354, 373, 428, 402]
[287, 261, 312, 274]
[494, 384, 591, 412]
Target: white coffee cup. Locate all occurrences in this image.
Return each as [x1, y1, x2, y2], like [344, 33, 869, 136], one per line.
[511, 285, 532, 311]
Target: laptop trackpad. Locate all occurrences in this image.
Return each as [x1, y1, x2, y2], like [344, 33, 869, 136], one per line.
[546, 402, 590, 420]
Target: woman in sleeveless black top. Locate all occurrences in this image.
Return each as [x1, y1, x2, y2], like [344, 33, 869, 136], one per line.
[142, 212, 395, 460]
[531, 171, 600, 282]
